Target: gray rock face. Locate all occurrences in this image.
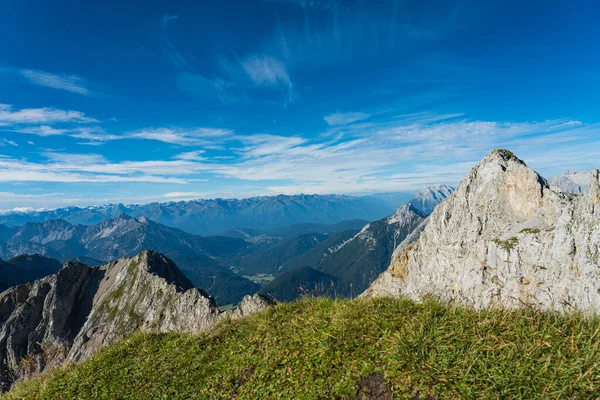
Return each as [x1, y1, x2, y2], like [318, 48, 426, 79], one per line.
[0, 250, 271, 391]
[364, 150, 600, 313]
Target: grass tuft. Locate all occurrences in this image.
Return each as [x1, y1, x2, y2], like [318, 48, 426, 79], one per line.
[519, 228, 540, 234]
[6, 297, 600, 399]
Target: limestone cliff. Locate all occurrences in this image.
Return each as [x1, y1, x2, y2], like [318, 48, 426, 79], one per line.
[364, 150, 600, 313]
[0, 250, 272, 391]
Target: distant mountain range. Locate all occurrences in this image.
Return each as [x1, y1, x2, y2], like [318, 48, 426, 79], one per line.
[551, 170, 592, 194]
[0, 254, 62, 292]
[0, 186, 452, 305]
[0, 193, 410, 236]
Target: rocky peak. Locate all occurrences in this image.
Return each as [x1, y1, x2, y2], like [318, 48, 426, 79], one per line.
[0, 250, 272, 391]
[409, 184, 454, 216]
[364, 150, 600, 313]
[386, 204, 425, 225]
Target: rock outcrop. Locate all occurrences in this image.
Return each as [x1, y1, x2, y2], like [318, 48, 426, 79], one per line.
[364, 150, 600, 313]
[0, 250, 272, 391]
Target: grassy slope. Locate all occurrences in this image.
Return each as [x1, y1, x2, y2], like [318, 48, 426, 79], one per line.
[7, 297, 600, 399]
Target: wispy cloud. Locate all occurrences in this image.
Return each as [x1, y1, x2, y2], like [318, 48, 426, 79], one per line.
[125, 127, 233, 145]
[19, 69, 91, 95]
[0, 104, 98, 125]
[178, 54, 294, 104]
[175, 150, 206, 161]
[0, 155, 191, 184]
[1, 108, 598, 201]
[14, 125, 71, 136]
[324, 111, 370, 126]
[162, 14, 178, 27]
[163, 39, 194, 71]
[4, 106, 234, 146]
[1, 138, 18, 147]
[242, 56, 293, 90]
[1, 66, 98, 96]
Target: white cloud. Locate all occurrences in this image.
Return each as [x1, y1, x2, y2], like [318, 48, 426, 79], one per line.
[19, 69, 91, 95]
[324, 112, 370, 126]
[0, 156, 189, 184]
[1, 138, 17, 146]
[242, 56, 292, 89]
[175, 150, 206, 161]
[9, 117, 234, 146]
[42, 152, 108, 165]
[0, 104, 97, 125]
[163, 191, 209, 200]
[239, 134, 306, 157]
[0, 109, 597, 206]
[179, 55, 294, 103]
[15, 125, 71, 136]
[126, 127, 233, 145]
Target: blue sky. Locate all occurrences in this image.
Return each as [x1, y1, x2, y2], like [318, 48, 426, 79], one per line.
[1, 0, 599, 211]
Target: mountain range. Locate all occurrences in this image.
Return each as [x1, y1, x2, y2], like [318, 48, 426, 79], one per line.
[0, 185, 454, 305]
[0, 193, 410, 236]
[0, 216, 256, 305]
[0, 254, 62, 292]
[551, 169, 592, 194]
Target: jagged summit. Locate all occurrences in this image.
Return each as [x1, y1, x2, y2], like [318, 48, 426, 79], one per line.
[364, 150, 600, 313]
[386, 203, 425, 224]
[0, 250, 272, 391]
[408, 184, 454, 216]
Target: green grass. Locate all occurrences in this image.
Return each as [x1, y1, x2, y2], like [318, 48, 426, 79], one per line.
[493, 149, 517, 160]
[493, 237, 519, 251]
[519, 228, 541, 235]
[6, 297, 600, 399]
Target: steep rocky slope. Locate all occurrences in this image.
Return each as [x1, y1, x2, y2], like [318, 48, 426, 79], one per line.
[0, 250, 271, 391]
[364, 150, 600, 313]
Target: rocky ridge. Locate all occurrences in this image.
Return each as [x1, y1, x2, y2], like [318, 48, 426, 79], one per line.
[0, 250, 272, 391]
[364, 150, 600, 313]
